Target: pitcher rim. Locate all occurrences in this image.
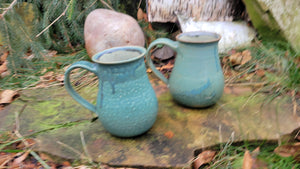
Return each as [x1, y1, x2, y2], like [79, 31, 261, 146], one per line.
[92, 46, 146, 65]
[176, 31, 221, 44]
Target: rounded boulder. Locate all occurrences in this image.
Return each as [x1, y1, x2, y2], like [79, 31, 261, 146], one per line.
[84, 9, 145, 58]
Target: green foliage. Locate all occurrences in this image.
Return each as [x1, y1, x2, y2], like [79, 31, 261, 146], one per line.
[250, 41, 300, 92]
[209, 140, 300, 169]
[0, 0, 128, 76]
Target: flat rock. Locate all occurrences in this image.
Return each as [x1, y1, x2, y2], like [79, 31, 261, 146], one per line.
[0, 78, 299, 168]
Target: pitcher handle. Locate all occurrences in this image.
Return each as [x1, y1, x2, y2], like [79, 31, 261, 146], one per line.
[64, 61, 98, 112]
[146, 38, 178, 84]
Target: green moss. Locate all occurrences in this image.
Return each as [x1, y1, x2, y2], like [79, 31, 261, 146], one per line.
[242, 0, 286, 41]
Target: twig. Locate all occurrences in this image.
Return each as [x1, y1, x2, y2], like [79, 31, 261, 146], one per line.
[0, 0, 18, 19]
[36, 2, 71, 38]
[56, 141, 87, 159]
[137, 0, 142, 9]
[292, 90, 298, 116]
[225, 82, 267, 87]
[80, 131, 95, 165]
[100, 0, 115, 10]
[14, 112, 51, 169]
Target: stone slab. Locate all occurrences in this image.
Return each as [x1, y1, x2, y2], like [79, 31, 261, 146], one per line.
[0, 80, 299, 168]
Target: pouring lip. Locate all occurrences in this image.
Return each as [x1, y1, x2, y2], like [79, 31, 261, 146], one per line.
[92, 46, 146, 65]
[176, 31, 221, 44]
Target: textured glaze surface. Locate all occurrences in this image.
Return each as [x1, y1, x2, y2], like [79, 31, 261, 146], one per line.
[64, 46, 158, 137]
[146, 32, 224, 107]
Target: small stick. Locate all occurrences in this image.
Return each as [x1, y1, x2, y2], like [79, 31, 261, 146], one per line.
[0, 0, 17, 19]
[36, 3, 71, 38]
[14, 112, 51, 169]
[292, 90, 298, 116]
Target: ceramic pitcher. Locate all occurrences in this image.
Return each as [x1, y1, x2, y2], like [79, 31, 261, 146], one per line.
[146, 31, 224, 108]
[64, 46, 158, 137]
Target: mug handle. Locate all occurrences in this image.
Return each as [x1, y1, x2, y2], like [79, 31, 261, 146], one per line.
[64, 61, 98, 112]
[146, 38, 178, 84]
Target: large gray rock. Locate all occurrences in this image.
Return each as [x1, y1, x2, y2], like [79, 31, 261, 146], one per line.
[84, 9, 145, 58]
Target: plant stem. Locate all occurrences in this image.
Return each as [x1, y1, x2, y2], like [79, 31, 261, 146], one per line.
[0, 0, 18, 19]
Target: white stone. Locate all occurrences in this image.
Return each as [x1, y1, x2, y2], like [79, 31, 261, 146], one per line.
[177, 16, 256, 53]
[84, 9, 145, 57]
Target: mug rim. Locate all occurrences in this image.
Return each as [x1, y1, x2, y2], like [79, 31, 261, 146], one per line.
[92, 46, 146, 65]
[176, 31, 221, 43]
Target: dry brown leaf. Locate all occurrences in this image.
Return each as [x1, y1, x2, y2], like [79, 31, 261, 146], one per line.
[164, 131, 174, 139]
[16, 138, 35, 149]
[158, 62, 174, 71]
[0, 90, 19, 104]
[241, 50, 252, 65]
[0, 51, 8, 63]
[33, 83, 48, 89]
[229, 50, 252, 66]
[12, 151, 30, 166]
[193, 150, 216, 169]
[40, 71, 55, 81]
[137, 8, 144, 20]
[55, 74, 65, 82]
[256, 69, 265, 77]
[0, 153, 15, 167]
[229, 52, 242, 65]
[0, 60, 8, 74]
[146, 68, 152, 73]
[1, 70, 11, 78]
[274, 144, 300, 158]
[243, 150, 253, 169]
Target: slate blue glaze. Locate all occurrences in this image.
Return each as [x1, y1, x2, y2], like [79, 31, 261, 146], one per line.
[64, 46, 158, 137]
[146, 32, 224, 108]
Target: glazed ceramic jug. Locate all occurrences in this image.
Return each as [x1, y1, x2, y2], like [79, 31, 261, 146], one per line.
[146, 31, 224, 108]
[64, 46, 158, 137]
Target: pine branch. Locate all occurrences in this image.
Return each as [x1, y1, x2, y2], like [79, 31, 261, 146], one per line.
[0, 0, 18, 19]
[35, 1, 71, 38]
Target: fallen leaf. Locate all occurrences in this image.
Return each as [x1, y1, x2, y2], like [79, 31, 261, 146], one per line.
[223, 86, 232, 94]
[1, 70, 11, 78]
[55, 74, 64, 82]
[158, 62, 174, 71]
[228, 50, 252, 66]
[12, 151, 30, 166]
[137, 8, 144, 20]
[193, 150, 216, 169]
[62, 161, 71, 166]
[274, 144, 300, 158]
[0, 60, 7, 74]
[0, 51, 8, 63]
[241, 50, 252, 65]
[0, 90, 20, 104]
[17, 138, 35, 149]
[243, 150, 253, 169]
[164, 131, 174, 139]
[146, 68, 152, 73]
[0, 153, 15, 167]
[33, 83, 48, 89]
[255, 69, 265, 77]
[40, 71, 55, 81]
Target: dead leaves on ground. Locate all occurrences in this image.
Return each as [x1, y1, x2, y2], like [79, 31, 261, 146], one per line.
[0, 51, 10, 78]
[242, 147, 268, 169]
[193, 150, 216, 169]
[0, 89, 19, 110]
[274, 143, 300, 162]
[226, 50, 252, 66]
